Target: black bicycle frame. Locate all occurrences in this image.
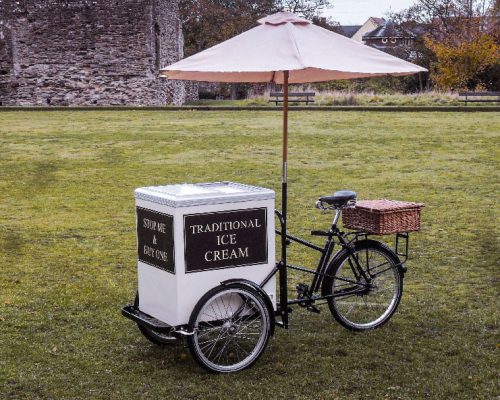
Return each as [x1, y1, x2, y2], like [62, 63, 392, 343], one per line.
[261, 209, 375, 329]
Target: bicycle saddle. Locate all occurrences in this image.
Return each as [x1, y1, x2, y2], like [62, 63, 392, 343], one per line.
[318, 190, 357, 208]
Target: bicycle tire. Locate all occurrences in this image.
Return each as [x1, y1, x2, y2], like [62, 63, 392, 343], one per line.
[188, 283, 272, 373]
[321, 240, 404, 331]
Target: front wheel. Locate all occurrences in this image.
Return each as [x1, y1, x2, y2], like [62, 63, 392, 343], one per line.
[188, 283, 272, 373]
[322, 240, 404, 331]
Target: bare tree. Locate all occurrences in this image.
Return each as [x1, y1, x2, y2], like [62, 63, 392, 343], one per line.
[180, 0, 334, 56]
[391, 0, 499, 90]
[276, 0, 332, 19]
[392, 0, 496, 41]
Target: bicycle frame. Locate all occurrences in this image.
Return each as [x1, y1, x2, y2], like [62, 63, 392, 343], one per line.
[261, 208, 409, 329]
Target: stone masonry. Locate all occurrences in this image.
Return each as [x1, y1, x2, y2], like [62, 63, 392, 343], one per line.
[0, 0, 196, 106]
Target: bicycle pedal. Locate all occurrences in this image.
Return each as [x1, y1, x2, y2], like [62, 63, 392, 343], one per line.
[295, 283, 309, 296]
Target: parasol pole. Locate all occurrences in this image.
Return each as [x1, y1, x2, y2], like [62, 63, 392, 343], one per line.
[279, 70, 289, 327]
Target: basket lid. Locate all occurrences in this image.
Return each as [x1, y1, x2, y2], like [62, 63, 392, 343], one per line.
[353, 199, 424, 213]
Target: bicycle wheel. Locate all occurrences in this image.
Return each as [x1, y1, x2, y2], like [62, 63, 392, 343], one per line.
[134, 292, 178, 345]
[188, 283, 272, 373]
[322, 240, 403, 331]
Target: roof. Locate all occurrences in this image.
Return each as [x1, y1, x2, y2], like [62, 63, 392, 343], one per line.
[337, 25, 362, 38]
[337, 17, 386, 39]
[363, 21, 416, 39]
[370, 17, 386, 25]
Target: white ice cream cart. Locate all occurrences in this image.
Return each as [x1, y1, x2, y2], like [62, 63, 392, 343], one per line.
[122, 181, 277, 372]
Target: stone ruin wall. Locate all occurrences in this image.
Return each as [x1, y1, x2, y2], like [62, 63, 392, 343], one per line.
[0, 0, 197, 106]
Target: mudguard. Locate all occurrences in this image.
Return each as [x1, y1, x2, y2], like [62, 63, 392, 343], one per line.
[321, 239, 403, 297]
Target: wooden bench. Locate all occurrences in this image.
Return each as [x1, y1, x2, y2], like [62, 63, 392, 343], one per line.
[269, 91, 315, 105]
[459, 92, 500, 105]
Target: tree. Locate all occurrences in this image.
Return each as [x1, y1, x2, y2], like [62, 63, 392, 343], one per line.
[180, 0, 275, 56]
[180, 0, 333, 56]
[276, 0, 332, 19]
[392, 0, 500, 90]
[424, 31, 499, 89]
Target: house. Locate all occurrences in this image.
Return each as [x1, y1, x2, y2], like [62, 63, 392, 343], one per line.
[337, 25, 362, 39]
[351, 17, 386, 42]
[337, 17, 385, 43]
[362, 21, 417, 49]
[338, 17, 417, 45]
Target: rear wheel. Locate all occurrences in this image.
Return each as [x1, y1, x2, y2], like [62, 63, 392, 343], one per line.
[322, 240, 403, 331]
[188, 283, 271, 373]
[134, 292, 178, 345]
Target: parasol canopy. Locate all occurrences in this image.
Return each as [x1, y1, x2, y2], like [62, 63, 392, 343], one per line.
[160, 11, 427, 83]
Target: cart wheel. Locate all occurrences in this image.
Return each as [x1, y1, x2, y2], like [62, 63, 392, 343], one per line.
[188, 283, 272, 373]
[322, 240, 404, 331]
[134, 292, 178, 346]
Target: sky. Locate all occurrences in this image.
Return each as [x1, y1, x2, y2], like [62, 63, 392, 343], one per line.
[323, 0, 416, 25]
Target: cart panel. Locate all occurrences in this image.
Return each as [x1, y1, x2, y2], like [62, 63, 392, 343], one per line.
[184, 207, 268, 273]
[136, 207, 175, 273]
[135, 182, 276, 327]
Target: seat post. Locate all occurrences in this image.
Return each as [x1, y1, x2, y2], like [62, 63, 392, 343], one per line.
[331, 209, 341, 230]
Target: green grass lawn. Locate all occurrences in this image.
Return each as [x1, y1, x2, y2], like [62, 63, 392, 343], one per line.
[0, 110, 498, 399]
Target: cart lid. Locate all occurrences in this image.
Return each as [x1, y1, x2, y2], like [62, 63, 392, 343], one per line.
[135, 181, 275, 207]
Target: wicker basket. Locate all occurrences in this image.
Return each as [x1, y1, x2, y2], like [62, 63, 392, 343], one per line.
[342, 199, 424, 235]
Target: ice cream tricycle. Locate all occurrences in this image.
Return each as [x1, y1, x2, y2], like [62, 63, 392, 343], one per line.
[121, 11, 427, 373]
[122, 181, 422, 373]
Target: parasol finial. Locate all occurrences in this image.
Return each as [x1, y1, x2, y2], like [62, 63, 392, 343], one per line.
[257, 11, 311, 26]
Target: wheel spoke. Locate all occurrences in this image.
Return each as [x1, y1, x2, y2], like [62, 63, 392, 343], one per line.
[235, 313, 261, 332]
[371, 265, 395, 278]
[199, 336, 222, 351]
[197, 325, 223, 338]
[218, 296, 229, 320]
[210, 303, 220, 321]
[233, 298, 251, 323]
[233, 296, 250, 319]
[206, 329, 224, 360]
[213, 335, 231, 363]
[232, 336, 250, 357]
[345, 302, 356, 316]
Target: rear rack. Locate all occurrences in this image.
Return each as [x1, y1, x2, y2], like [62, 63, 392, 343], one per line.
[395, 232, 409, 263]
[345, 231, 410, 271]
